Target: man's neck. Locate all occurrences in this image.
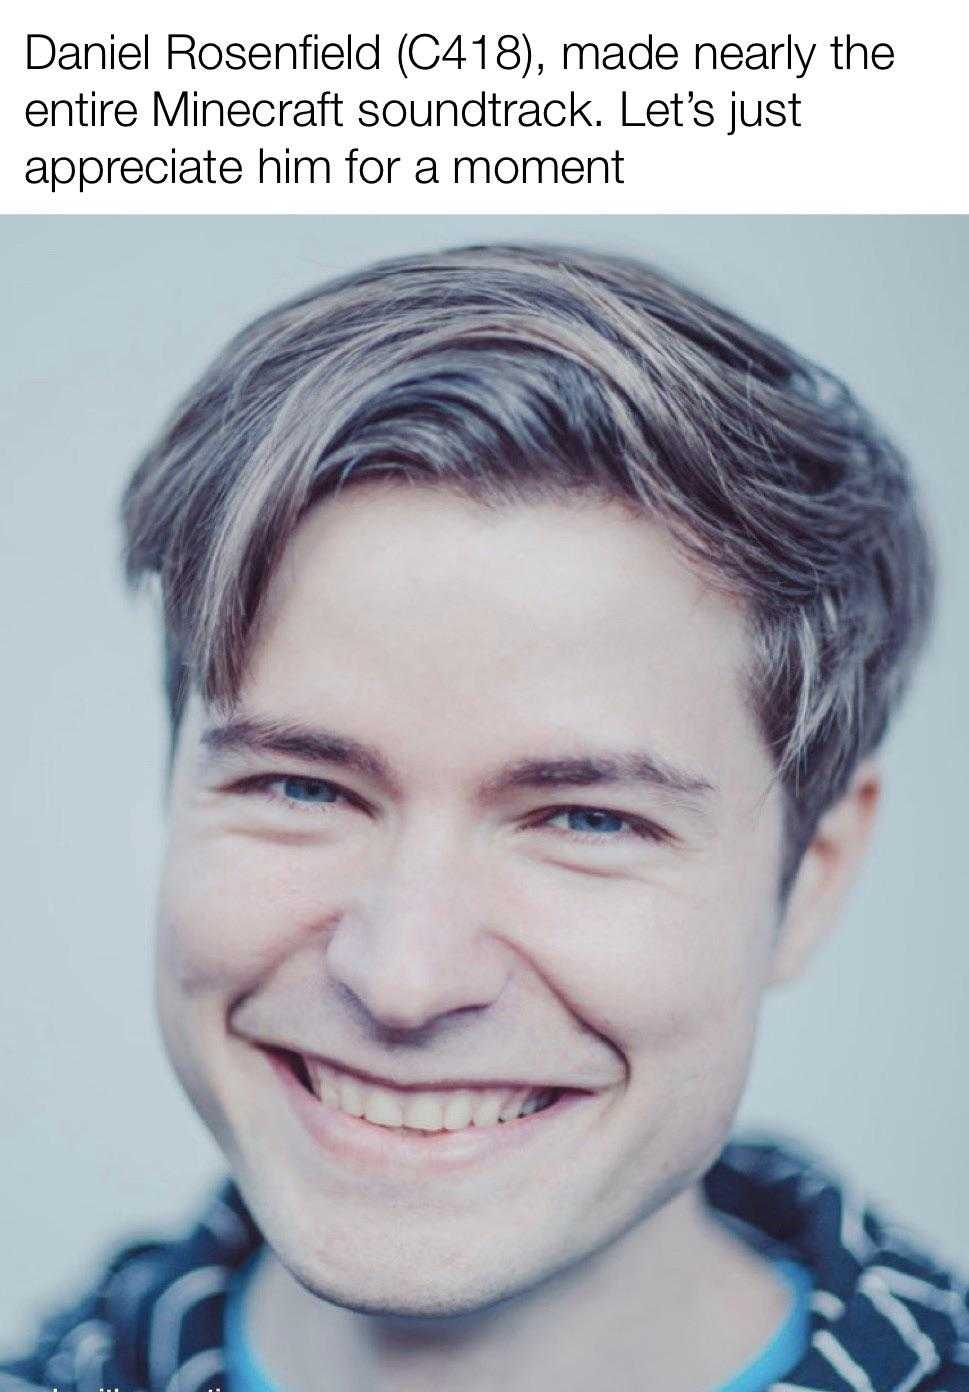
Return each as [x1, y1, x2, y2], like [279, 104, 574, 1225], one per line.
[246, 1183, 791, 1392]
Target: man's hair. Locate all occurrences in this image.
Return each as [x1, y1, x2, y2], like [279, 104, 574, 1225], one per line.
[122, 242, 935, 893]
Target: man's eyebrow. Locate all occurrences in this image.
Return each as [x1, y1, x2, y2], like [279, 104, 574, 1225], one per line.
[200, 718, 398, 791]
[201, 717, 716, 810]
[479, 753, 717, 806]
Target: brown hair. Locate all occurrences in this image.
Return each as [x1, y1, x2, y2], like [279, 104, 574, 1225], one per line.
[122, 243, 935, 892]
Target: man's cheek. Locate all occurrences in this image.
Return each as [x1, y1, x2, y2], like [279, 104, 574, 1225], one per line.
[624, 960, 762, 1143]
[156, 839, 312, 991]
[595, 935, 767, 1135]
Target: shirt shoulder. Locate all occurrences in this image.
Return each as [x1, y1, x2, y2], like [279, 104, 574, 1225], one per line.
[1, 1185, 261, 1392]
[710, 1136, 969, 1390]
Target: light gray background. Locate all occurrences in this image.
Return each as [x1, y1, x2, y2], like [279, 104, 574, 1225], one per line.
[2, 216, 966, 1345]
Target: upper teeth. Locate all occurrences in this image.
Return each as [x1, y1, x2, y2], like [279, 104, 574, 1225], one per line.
[303, 1059, 556, 1133]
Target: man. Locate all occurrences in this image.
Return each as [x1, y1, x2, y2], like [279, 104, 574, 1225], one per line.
[3, 243, 965, 1392]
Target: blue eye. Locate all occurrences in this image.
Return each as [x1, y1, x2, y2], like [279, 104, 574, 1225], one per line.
[552, 808, 630, 835]
[280, 777, 340, 805]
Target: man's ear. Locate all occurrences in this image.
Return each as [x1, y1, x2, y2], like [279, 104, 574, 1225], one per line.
[768, 758, 883, 987]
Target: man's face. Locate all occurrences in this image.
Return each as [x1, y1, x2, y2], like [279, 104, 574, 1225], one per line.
[158, 484, 789, 1315]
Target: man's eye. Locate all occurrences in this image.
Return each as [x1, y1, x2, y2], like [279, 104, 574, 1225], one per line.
[540, 807, 659, 840]
[232, 773, 366, 823]
[279, 785, 341, 807]
[278, 776, 341, 805]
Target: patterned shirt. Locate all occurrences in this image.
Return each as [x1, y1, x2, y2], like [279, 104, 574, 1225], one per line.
[3, 1136, 968, 1392]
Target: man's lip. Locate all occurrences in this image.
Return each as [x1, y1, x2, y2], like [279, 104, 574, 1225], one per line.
[251, 1042, 593, 1096]
[259, 1046, 600, 1174]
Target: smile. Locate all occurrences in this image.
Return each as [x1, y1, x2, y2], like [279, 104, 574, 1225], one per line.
[291, 1053, 561, 1133]
[260, 1045, 593, 1170]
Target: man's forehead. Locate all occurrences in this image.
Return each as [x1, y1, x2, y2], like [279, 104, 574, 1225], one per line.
[258, 485, 748, 661]
[187, 487, 768, 795]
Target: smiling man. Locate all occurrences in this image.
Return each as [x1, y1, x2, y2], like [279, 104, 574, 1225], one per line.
[5, 244, 966, 1392]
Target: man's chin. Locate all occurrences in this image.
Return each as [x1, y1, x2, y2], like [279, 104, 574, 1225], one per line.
[276, 1243, 532, 1321]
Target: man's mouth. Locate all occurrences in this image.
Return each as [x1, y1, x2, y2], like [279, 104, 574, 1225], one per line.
[275, 1049, 564, 1135]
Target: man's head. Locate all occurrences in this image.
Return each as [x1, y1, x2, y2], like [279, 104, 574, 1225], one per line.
[122, 244, 933, 1315]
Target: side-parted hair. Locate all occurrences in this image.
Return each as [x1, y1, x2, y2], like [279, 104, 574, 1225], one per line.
[122, 243, 935, 893]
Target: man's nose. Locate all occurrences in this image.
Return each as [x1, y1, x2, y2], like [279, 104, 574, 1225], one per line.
[322, 825, 514, 1033]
